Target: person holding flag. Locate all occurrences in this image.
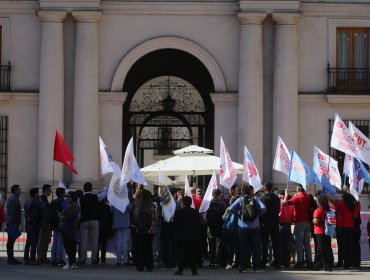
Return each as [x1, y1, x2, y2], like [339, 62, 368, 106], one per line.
[229, 184, 266, 272]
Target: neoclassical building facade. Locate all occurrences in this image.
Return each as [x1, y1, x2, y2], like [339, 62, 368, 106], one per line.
[0, 0, 370, 205]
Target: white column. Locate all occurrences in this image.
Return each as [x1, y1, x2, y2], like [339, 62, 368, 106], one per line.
[237, 12, 266, 177]
[272, 13, 301, 183]
[72, 11, 101, 184]
[37, 11, 67, 184]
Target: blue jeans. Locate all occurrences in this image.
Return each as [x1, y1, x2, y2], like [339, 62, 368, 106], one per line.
[51, 228, 65, 262]
[114, 228, 131, 263]
[238, 227, 260, 270]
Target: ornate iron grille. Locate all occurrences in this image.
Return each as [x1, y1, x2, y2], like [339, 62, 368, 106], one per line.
[0, 116, 8, 191]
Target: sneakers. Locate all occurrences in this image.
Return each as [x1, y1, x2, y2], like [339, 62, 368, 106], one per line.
[226, 265, 232, 270]
[63, 264, 78, 270]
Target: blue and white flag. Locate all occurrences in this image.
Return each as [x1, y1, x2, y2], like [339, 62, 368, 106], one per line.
[99, 136, 116, 176]
[108, 163, 130, 213]
[349, 157, 370, 201]
[288, 149, 321, 190]
[320, 176, 337, 197]
[121, 137, 147, 186]
[159, 171, 176, 222]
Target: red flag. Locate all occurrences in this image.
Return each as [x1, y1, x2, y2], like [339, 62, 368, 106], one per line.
[53, 130, 78, 174]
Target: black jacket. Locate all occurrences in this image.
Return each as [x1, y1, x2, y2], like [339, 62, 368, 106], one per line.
[259, 192, 280, 226]
[173, 206, 201, 242]
[80, 193, 99, 222]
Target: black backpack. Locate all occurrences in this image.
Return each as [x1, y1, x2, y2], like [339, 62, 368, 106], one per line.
[135, 209, 153, 234]
[240, 196, 258, 221]
[49, 199, 63, 230]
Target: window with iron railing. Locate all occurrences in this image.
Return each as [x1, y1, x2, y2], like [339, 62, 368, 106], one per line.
[329, 119, 370, 193]
[327, 28, 370, 94]
[0, 116, 8, 192]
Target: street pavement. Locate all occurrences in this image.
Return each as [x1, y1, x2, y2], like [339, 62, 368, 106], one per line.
[0, 255, 369, 280]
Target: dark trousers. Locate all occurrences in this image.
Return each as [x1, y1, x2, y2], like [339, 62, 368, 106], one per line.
[161, 222, 176, 267]
[199, 223, 208, 263]
[353, 226, 361, 267]
[279, 224, 291, 267]
[135, 233, 154, 271]
[97, 229, 109, 263]
[63, 233, 77, 266]
[6, 237, 16, 261]
[207, 228, 223, 265]
[336, 227, 353, 268]
[24, 226, 40, 261]
[238, 227, 260, 270]
[176, 240, 197, 273]
[130, 229, 137, 265]
[315, 234, 332, 269]
[223, 232, 236, 266]
[261, 223, 279, 266]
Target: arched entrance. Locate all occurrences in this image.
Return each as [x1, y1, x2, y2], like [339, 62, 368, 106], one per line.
[122, 48, 215, 167]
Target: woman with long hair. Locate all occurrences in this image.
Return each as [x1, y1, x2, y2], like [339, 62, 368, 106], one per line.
[132, 189, 157, 271]
[326, 191, 356, 268]
[313, 195, 332, 271]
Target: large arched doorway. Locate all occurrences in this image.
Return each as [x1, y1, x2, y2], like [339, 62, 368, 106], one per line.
[122, 49, 215, 167]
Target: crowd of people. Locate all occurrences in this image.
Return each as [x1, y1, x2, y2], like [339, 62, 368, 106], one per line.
[0, 181, 370, 275]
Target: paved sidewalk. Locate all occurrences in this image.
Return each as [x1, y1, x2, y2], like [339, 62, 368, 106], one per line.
[0, 257, 369, 280]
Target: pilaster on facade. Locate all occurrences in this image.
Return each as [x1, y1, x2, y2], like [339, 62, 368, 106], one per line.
[237, 12, 267, 25]
[272, 12, 301, 25]
[72, 10, 102, 23]
[37, 10, 67, 23]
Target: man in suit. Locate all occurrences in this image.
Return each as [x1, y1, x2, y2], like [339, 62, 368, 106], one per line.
[173, 196, 201, 276]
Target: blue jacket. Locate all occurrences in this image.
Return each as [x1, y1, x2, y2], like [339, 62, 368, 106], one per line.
[229, 196, 266, 229]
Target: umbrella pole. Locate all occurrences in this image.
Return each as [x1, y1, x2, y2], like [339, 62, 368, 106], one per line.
[192, 170, 196, 188]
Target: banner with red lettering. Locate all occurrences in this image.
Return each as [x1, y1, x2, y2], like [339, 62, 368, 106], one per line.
[220, 137, 237, 189]
[273, 136, 291, 176]
[312, 146, 341, 190]
[348, 121, 370, 165]
[242, 146, 263, 192]
[330, 114, 357, 157]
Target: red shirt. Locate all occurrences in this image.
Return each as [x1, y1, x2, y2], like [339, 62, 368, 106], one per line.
[279, 198, 295, 224]
[287, 192, 311, 223]
[192, 196, 203, 210]
[335, 200, 354, 228]
[313, 207, 326, 235]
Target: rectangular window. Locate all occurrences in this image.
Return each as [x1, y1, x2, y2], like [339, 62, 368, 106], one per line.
[0, 116, 8, 191]
[329, 119, 370, 193]
[336, 28, 369, 90]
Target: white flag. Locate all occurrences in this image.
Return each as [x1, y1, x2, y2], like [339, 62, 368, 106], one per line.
[184, 175, 195, 208]
[312, 146, 342, 190]
[58, 181, 67, 190]
[348, 121, 370, 165]
[99, 136, 116, 176]
[199, 171, 218, 213]
[330, 114, 357, 157]
[273, 136, 291, 176]
[343, 154, 352, 175]
[242, 146, 263, 192]
[159, 171, 176, 222]
[121, 137, 147, 186]
[108, 163, 130, 214]
[219, 137, 237, 189]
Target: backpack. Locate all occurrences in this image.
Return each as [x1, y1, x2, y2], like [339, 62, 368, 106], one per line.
[206, 201, 224, 228]
[135, 209, 153, 234]
[240, 196, 258, 221]
[49, 199, 63, 230]
[324, 210, 336, 237]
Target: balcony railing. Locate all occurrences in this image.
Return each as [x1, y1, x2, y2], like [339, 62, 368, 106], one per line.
[327, 64, 370, 94]
[0, 63, 11, 92]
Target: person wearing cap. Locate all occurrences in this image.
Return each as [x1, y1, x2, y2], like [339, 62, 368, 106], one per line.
[205, 189, 226, 268]
[229, 184, 266, 272]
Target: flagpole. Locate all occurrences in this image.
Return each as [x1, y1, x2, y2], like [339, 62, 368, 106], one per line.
[286, 149, 294, 189]
[52, 160, 55, 190]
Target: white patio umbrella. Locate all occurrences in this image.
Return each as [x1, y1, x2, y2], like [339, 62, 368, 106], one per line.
[140, 145, 243, 177]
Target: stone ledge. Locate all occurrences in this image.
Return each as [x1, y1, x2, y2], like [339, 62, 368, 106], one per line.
[0, 92, 39, 105]
[98, 91, 127, 105]
[210, 92, 238, 104]
[326, 94, 370, 104]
